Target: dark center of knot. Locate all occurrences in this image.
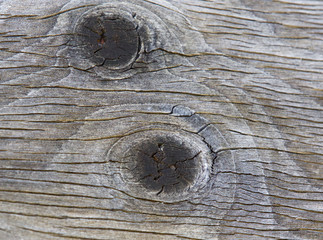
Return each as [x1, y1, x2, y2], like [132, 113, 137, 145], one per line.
[130, 136, 200, 195]
[76, 13, 140, 69]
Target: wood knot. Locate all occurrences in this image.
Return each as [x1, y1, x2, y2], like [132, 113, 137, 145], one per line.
[68, 3, 189, 78]
[130, 135, 200, 195]
[107, 129, 213, 202]
[74, 11, 140, 70]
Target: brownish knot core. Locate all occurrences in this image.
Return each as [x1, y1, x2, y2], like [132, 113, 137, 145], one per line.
[130, 136, 200, 195]
[76, 13, 140, 69]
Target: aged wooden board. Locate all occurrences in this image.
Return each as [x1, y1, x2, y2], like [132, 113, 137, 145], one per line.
[0, 0, 322, 239]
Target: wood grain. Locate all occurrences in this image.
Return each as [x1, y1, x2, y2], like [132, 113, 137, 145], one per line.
[0, 0, 322, 239]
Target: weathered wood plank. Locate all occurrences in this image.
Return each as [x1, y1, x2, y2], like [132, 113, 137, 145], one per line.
[1, 0, 322, 239]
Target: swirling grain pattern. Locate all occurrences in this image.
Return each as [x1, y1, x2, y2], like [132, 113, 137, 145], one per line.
[0, 0, 322, 239]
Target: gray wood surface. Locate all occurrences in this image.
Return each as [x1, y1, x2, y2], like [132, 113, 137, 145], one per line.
[0, 0, 322, 239]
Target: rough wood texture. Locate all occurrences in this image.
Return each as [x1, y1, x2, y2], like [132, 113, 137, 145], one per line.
[0, 0, 322, 239]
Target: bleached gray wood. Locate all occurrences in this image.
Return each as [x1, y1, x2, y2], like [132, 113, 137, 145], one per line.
[0, 0, 322, 239]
